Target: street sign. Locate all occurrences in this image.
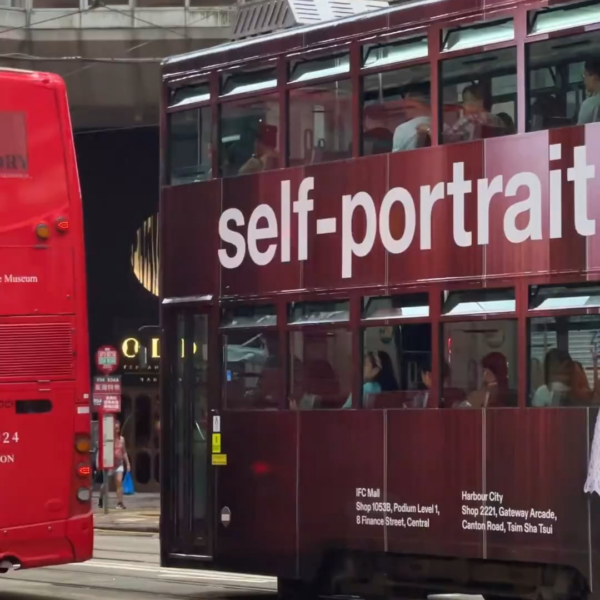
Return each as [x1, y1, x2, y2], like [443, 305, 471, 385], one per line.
[93, 376, 122, 413]
[95, 345, 119, 375]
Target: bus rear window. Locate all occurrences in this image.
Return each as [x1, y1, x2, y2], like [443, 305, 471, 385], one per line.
[0, 112, 28, 177]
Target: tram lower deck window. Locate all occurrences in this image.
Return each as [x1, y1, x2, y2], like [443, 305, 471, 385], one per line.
[530, 315, 600, 407]
[443, 319, 518, 408]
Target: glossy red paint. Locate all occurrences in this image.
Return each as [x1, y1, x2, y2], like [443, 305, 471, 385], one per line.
[0, 70, 92, 570]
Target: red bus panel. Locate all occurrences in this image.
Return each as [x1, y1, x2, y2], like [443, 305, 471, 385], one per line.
[0, 69, 92, 573]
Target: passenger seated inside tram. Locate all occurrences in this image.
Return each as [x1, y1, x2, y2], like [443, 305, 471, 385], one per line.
[420, 84, 505, 143]
[578, 59, 600, 125]
[532, 348, 573, 407]
[406, 358, 450, 408]
[454, 352, 509, 408]
[341, 351, 398, 409]
[238, 121, 279, 175]
[530, 93, 561, 131]
[392, 85, 432, 152]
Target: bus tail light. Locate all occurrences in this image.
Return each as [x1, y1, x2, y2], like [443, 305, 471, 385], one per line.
[76, 487, 91, 503]
[76, 463, 91, 478]
[56, 217, 69, 232]
[75, 434, 90, 454]
[35, 223, 50, 240]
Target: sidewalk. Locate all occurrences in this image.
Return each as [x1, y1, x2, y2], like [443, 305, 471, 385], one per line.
[93, 491, 160, 533]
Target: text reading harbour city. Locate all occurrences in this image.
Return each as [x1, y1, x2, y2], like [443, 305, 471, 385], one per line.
[218, 144, 596, 278]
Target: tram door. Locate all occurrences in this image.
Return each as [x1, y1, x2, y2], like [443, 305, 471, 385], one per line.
[166, 308, 213, 558]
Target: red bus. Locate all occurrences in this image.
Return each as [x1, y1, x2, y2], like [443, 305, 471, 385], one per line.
[159, 0, 600, 598]
[0, 69, 93, 573]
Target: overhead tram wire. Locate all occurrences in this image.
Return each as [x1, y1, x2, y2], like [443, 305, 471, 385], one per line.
[0, 1, 220, 66]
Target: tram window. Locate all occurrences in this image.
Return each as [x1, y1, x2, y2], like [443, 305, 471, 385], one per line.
[361, 324, 432, 409]
[439, 47, 517, 145]
[442, 288, 515, 317]
[289, 300, 350, 324]
[529, 315, 600, 407]
[363, 293, 429, 320]
[169, 83, 210, 109]
[289, 52, 350, 83]
[222, 304, 277, 328]
[527, 30, 600, 131]
[530, 282, 600, 311]
[169, 107, 212, 185]
[223, 330, 281, 410]
[362, 64, 431, 156]
[289, 80, 353, 167]
[289, 329, 352, 410]
[443, 319, 518, 408]
[220, 95, 279, 178]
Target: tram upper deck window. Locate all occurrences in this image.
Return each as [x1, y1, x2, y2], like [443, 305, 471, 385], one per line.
[220, 94, 279, 177]
[288, 52, 352, 166]
[221, 305, 280, 410]
[288, 300, 351, 410]
[440, 40, 517, 144]
[527, 29, 600, 131]
[168, 106, 212, 185]
[362, 59, 431, 156]
[530, 283, 600, 311]
[361, 294, 431, 409]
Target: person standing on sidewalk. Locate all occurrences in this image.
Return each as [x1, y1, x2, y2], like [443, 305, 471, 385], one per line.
[98, 420, 131, 510]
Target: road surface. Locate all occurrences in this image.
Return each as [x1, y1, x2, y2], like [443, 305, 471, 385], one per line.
[0, 531, 277, 600]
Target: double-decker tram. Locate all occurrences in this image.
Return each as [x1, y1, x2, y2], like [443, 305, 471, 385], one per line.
[0, 69, 92, 572]
[159, 0, 600, 597]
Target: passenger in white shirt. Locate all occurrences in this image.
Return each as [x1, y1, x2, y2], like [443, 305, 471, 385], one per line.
[578, 59, 600, 125]
[392, 85, 431, 152]
[532, 349, 573, 407]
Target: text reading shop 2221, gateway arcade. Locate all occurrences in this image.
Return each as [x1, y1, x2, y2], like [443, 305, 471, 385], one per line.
[355, 488, 440, 528]
[461, 491, 557, 534]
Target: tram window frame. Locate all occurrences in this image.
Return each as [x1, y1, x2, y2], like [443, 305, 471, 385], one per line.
[288, 78, 353, 167]
[287, 299, 352, 411]
[168, 106, 212, 186]
[525, 29, 600, 132]
[361, 62, 432, 156]
[441, 317, 519, 409]
[361, 292, 432, 409]
[439, 287, 517, 409]
[439, 40, 518, 145]
[220, 304, 281, 411]
[219, 93, 280, 178]
[528, 313, 600, 408]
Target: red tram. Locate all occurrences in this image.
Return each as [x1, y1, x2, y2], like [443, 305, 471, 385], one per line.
[159, 0, 600, 597]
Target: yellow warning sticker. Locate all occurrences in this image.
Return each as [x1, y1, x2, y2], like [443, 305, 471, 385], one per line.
[212, 433, 221, 454]
[212, 454, 227, 466]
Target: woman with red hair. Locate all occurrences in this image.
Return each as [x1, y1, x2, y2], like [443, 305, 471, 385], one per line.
[459, 352, 509, 408]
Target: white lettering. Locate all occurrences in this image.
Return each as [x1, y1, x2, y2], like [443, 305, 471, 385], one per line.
[419, 182, 444, 250]
[504, 172, 542, 244]
[380, 187, 416, 254]
[477, 176, 503, 246]
[281, 180, 291, 263]
[247, 205, 277, 266]
[218, 208, 246, 269]
[342, 191, 377, 279]
[568, 145, 596, 237]
[447, 162, 472, 248]
[215, 145, 599, 276]
[293, 177, 314, 261]
[0, 455, 15, 464]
